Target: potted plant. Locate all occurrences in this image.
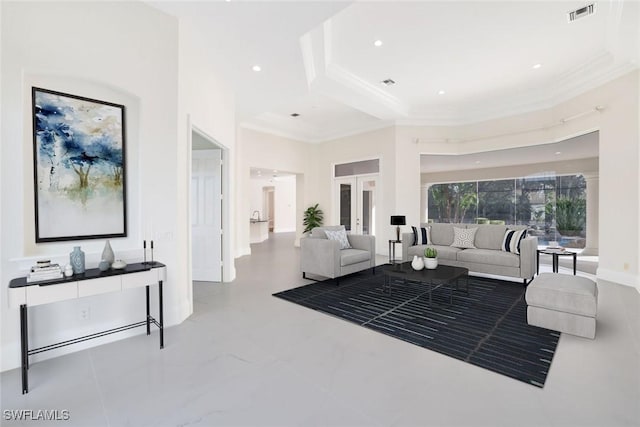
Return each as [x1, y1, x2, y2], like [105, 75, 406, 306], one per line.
[303, 203, 324, 234]
[424, 247, 438, 269]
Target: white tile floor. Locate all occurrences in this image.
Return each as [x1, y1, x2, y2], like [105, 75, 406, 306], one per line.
[2, 232, 639, 426]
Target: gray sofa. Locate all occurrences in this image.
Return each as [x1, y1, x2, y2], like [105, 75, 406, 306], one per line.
[402, 223, 537, 284]
[300, 226, 375, 284]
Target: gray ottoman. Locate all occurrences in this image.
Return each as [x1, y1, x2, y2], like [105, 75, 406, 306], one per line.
[525, 273, 598, 339]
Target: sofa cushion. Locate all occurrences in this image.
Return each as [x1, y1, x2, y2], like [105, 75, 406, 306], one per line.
[474, 224, 507, 250]
[340, 248, 371, 267]
[429, 223, 456, 246]
[408, 244, 461, 261]
[457, 248, 520, 268]
[451, 226, 478, 248]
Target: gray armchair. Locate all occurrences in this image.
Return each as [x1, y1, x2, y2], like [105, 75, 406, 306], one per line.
[300, 226, 376, 284]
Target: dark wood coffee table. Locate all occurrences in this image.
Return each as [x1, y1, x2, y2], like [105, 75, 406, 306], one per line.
[382, 262, 469, 306]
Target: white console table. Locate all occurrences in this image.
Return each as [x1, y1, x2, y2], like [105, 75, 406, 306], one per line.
[8, 262, 166, 394]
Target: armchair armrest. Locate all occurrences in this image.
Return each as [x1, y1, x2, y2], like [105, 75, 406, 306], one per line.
[348, 234, 376, 267]
[300, 237, 341, 279]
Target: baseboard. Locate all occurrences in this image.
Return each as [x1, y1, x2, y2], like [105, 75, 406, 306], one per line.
[596, 268, 640, 292]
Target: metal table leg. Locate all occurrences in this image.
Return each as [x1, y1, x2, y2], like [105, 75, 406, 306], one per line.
[20, 304, 28, 394]
[159, 280, 164, 349]
[146, 285, 151, 336]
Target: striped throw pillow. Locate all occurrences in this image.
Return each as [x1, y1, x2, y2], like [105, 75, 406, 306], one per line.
[411, 226, 431, 245]
[501, 229, 527, 254]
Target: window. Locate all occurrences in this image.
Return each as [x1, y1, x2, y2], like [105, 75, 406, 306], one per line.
[427, 174, 586, 248]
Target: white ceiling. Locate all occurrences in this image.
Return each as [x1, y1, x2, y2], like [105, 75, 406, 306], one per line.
[152, 1, 639, 143]
[421, 131, 599, 173]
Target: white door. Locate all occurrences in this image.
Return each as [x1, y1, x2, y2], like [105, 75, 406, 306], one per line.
[192, 150, 222, 282]
[334, 175, 378, 235]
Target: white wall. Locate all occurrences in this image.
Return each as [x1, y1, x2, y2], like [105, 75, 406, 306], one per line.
[237, 127, 313, 255]
[178, 16, 237, 289]
[1, 2, 180, 371]
[313, 127, 397, 255]
[249, 176, 296, 233]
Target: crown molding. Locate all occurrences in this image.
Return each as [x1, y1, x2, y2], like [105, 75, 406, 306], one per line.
[240, 118, 395, 144]
[300, 18, 409, 121]
[239, 122, 313, 143]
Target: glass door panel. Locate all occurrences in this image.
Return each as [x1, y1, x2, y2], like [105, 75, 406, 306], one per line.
[340, 183, 353, 231]
[358, 178, 377, 235]
[334, 175, 378, 235]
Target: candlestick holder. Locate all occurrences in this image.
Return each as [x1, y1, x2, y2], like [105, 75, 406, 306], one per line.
[143, 240, 148, 264]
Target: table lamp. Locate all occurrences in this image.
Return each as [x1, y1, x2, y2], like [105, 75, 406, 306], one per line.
[390, 215, 406, 242]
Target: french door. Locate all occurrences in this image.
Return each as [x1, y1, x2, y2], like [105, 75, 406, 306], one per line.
[334, 175, 378, 235]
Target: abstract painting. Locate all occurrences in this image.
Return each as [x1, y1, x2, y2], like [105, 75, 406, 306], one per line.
[32, 87, 127, 242]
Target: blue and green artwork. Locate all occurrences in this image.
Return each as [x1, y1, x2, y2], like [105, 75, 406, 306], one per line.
[32, 87, 126, 242]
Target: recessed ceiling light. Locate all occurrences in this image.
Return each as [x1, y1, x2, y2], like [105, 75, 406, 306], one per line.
[290, 113, 300, 117]
[555, 151, 562, 155]
[532, 63, 542, 69]
[374, 40, 383, 47]
[252, 65, 261, 72]
[273, 170, 278, 173]
[438, 90, 446, 95]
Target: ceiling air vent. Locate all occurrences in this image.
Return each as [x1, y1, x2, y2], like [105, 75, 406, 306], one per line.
[568, 3, 595, 22]
[381, 78, 396, 86]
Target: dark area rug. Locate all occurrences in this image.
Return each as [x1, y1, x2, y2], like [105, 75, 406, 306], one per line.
[273, 265, 559, 388]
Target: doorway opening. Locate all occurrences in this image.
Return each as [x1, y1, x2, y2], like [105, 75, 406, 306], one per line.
[250, 168, 297, 244]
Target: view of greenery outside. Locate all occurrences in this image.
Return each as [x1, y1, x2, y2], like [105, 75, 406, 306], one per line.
[427, 174, 586, 248]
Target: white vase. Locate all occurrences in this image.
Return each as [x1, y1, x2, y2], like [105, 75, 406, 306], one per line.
[102, 240, 115, 265]
[411, 255, 424, 270]
[424, 257, 438, 269]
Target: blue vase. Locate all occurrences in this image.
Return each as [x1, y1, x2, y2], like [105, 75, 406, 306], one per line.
[70, 246, 85, 274]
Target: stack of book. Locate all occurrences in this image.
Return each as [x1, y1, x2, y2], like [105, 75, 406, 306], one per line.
[27, 260, 63, 283]
[544, 246, 567, 254]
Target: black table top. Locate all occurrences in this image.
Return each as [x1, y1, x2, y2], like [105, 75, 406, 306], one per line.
[382, 262, 468, 283]
[10, 262, 165, 288]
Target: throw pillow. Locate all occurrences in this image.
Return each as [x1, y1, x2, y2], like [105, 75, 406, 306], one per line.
[501, 228, 527, 254]
[451, 227, 477, 249]
[325, 228, 352, 249]
[411, 226, 431, 245]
